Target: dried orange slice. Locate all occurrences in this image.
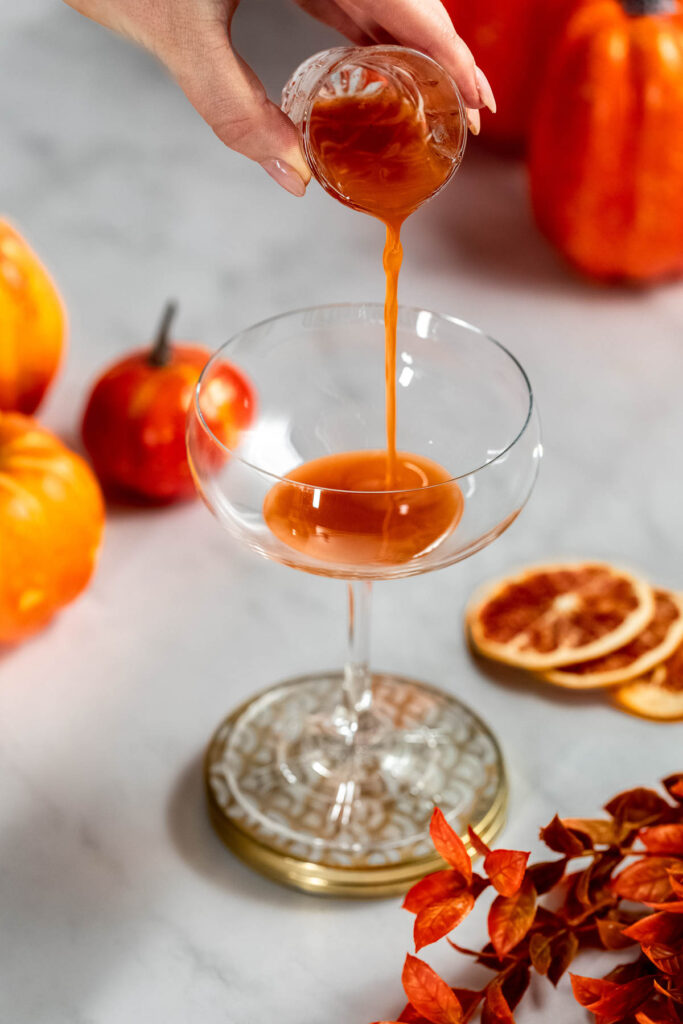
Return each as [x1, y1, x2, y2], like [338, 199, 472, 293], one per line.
[614, 640, 683, 721]
[467, 563, 654, 671]
[542, 590, 683, 688]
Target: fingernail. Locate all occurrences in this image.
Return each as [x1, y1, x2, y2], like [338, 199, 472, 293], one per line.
[475, 67, 496, 114]
[261, 158, 307, 197]
[466, 108, 481, 135]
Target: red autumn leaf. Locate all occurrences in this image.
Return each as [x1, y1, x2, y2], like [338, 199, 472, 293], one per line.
[467, 826, 491, 858]
[528, 932, 553, 974]
[662, 775, 683, 803]
[481, 980, 515, 1024]
[430, 809, 472, 884]
[642, 943, 683, 975]
[596, 917, 638, 950]
[547, 930, 579, 986]
[527, 858, 567, 894]
[539, 815, 587, 856]
[605, 788, 673, 826]
[488, 877, 537, 958]
[640, 825, 683, 855]
[612, 857, 679, 904]
[647, 901, 683, 913]
[571, 974, 653, 1021]
[401, 955, 463, 1024]
[414, 893, 475, 951]
[404, 871, 470, 914]
[623, 911, 683, 946]
[484, 850, 529, 898]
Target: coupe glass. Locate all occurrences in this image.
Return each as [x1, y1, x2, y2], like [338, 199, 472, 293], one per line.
[187, 303, 541, 891]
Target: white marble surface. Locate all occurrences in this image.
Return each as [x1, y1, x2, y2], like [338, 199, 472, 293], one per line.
[1, 3, 682, 1022]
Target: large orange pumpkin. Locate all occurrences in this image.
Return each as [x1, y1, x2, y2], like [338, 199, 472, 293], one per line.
[529, 0, 683, 281]
[0, 413, 104, 644]
[0, 220, 66, 414]
[442, 0, 579, 150]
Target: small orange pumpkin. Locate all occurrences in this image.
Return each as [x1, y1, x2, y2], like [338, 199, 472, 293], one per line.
[529, 0, 683, 281]
[0, 413, 104, 644]
[0, 221, 66, 413]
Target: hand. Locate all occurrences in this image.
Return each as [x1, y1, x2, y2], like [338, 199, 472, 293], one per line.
[63, 0, 496, 196]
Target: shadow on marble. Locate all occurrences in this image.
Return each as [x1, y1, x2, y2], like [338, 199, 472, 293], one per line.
[416, 148, 593, 299]
[166, 751, 308, 907]
[469, 651, 609, 712]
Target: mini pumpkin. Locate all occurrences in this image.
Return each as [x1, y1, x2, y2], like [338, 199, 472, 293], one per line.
[0, 413, 105, 644]
[0, 220, 66, 413]
[529, 0, 683, 281]
[82, 303, 255, 502]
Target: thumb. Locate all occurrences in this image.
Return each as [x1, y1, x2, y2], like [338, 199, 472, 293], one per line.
[171, 34, 311, 196]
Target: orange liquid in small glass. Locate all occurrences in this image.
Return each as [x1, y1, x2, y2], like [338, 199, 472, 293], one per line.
[264, 83, 463, 567]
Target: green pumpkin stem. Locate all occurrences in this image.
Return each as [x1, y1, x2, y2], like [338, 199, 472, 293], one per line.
[149, 301, 178, 367]
[620, 0, 675, 14]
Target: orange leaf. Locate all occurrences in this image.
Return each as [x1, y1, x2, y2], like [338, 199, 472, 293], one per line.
[414, 893, 475, 951]
[640, 825, 683, 855]
[612, 857, 679, 904]
[430, 809, 472, 884]
[484, 850, 529, 897]
[624, 912, 683, 945]
[467, 826, 491, 858]
[404, 871, 470, 914]
[570, 974, 652, 1021]
[487, 877, 537, 958]
[481, 979, 515, 1024]
[596, 917, 637, 951]
[563, 817, 632, 847]
[401, 955, 463, 1024]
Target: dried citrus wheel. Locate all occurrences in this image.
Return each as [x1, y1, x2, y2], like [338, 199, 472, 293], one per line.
[542, 590, 683, 688]
[467, 563, 655, 671]
[614, 641, 683, 721]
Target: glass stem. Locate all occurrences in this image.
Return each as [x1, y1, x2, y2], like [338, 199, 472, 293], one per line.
[340, 581, 373, 743]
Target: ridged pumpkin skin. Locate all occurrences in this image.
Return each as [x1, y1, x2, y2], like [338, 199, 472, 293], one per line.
[529, 0, 683, 281]
[442, 0, 579, 149]
[0, 221, 66, 413]
[0, 413, 104, 644]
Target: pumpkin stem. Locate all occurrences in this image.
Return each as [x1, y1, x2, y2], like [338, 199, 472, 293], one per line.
[149, 301, 177, 367]
[620, 0, 675, 14]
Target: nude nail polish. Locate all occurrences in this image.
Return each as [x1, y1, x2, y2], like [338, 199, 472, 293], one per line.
[466, 108, 481, 136]
[475, 67, 497, 114]
[261, 159, 307, 197]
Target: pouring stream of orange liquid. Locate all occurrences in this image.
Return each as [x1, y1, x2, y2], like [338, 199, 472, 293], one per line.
[264, 82, 463, 567]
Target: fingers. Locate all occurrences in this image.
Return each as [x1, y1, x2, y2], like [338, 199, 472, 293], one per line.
[169, 27, 311, 195]
[335, 0, 495, 112]
[293, 0, 374, 45]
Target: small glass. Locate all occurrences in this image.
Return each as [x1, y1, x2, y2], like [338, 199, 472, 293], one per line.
[282, 46, 467, 216]
[187, 304, 541, 888]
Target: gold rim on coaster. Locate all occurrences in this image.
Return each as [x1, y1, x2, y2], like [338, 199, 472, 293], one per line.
[204, 672, 508, 898]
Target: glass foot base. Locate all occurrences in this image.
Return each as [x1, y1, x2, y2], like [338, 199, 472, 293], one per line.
[205, 672, 507, 897]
